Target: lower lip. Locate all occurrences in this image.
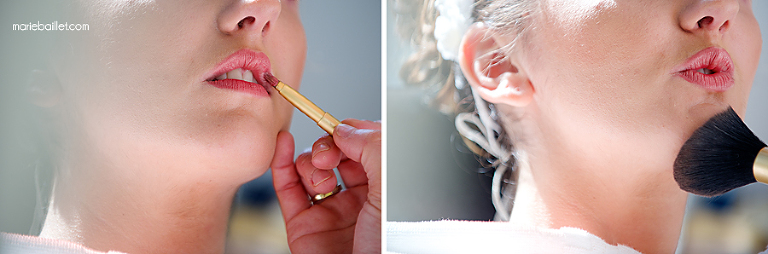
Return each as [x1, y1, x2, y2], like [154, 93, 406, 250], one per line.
[676, 70, 734, 92]
[207, 79, 269, 97]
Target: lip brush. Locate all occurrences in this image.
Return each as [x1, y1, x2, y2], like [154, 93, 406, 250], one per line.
[262, 73, 341, 135]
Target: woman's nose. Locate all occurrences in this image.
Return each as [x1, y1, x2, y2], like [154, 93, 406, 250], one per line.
[217, 0, 281, 40]
[679, 0, 740, 39]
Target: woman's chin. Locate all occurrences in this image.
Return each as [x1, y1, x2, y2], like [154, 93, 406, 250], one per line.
[204, 146, 275, 185]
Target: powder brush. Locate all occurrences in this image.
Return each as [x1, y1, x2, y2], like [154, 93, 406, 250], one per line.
[673, 107, 768, 196]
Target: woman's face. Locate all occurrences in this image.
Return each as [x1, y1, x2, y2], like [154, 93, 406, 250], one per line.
[517, 0, 760, 190]
[55, 0, 305, 185]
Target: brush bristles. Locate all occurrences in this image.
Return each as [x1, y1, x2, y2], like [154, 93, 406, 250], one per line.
[263, 73, 279, 87]
[673, 107, 766, 196]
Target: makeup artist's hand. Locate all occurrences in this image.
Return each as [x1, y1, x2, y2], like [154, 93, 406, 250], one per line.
[271, 119, 381, 254]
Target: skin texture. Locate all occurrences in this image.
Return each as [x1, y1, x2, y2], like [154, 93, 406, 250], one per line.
[459, 0, 760, 253]
[35, 0, 381, 253]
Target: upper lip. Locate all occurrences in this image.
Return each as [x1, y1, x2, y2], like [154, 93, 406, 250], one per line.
[672, 47, 735, 91]
[203, 49, 272, 87]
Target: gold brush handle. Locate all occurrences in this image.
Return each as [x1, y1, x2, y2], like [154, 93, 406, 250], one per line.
[754, 147, 768, 184]
[273, 81, 341, 135]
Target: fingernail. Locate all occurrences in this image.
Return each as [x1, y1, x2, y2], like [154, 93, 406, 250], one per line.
[311, 168, 334, 187]
[312, 142, 330, 159]
[335, 124, 354, 138]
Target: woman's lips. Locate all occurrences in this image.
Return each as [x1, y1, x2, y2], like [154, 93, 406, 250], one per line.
[204, 49, 272, 97]
[673, 47, 735, 92]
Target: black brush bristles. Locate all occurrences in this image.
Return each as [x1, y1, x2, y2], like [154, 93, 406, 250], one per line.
[674, 107, 767, 196]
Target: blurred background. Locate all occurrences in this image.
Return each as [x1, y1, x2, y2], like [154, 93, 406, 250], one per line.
[0, 1, 380, 254]
[387, 1, 768, 254]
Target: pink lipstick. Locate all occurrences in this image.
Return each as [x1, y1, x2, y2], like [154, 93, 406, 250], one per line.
[673, 47, 735, 92]
[204, 49, 272, 97]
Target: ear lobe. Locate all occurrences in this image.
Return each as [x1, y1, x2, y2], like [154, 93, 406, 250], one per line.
[458, 23, 533, 107]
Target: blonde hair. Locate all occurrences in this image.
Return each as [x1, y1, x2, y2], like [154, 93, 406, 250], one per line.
[393, 0, 539, 220]
[395, 0, 537, 110]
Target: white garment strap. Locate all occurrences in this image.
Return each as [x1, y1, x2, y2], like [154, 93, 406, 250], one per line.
[454, 87, 512, 221]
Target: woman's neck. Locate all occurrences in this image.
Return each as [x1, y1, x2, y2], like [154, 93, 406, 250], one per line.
[39, 161, 240, 254]
[508, 152, 689, 254]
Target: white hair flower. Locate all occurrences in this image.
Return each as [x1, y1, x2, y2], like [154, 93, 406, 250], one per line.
[434, 0, 473, 62]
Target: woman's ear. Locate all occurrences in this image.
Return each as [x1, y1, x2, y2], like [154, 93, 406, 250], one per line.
[27, 69, 62, 108]
[458, 23, 533, 107]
